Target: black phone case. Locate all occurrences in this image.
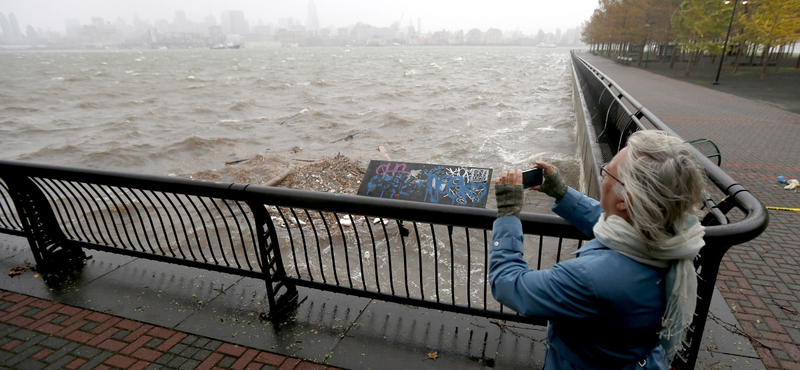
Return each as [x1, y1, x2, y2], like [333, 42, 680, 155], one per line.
[522, 169, 543, 188]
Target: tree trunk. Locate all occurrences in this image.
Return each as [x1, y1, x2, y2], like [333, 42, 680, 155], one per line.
[774, 45, 783, 72]
[761, 0, 786, 80]
[795, 51, 799, 69]
[637, 39, 646, 67]
[760, 43, 771, 80]
[693, 48, 702, 65]
[684, 48, 696, 76]
[669, 45, 678, 69]
[733, 43, 744, 74]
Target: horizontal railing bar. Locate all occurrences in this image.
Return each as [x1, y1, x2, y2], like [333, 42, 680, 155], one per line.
[0, 160, 251, 200]
[0, 228, 25, 237]
[66, 239, 265, 280]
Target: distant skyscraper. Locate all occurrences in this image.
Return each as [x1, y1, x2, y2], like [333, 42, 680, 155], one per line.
[0, 13, 12, 43]
[306, 0, 320, 36]
[64, 19, 81, 39]
[26, 25, 38, 44]
[278, 18, 295, 31]
[220, 10, 249, 35]
[91, 17, 105, 29]
[8, 13, 23, 44]
[173, 11, 188, 33]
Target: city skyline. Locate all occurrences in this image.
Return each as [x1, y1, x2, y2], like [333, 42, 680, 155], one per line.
[1, 0, 597, 37]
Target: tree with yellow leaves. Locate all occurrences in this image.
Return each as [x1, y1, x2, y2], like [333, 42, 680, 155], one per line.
[671, 0, 733, 75]
[581, 0, 682, 63]
[582, 0, 800, 77]
[744, 0, 800, 78]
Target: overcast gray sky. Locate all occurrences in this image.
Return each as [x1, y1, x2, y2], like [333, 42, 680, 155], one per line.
[2, 0, 598, 35]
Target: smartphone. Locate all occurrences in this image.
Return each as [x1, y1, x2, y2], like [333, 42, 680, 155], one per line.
[522, 168, 544, 189]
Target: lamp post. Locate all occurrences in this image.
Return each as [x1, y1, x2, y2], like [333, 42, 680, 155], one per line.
[714, 0, 748, 85]
[645, 24, 651, 68]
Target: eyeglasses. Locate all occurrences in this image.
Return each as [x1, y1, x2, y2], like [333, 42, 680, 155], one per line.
[600, 163, 625, 187]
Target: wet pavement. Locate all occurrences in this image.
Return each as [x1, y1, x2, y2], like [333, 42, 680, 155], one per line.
[1, 52, 788, 369]
[0, 233, 546, 369]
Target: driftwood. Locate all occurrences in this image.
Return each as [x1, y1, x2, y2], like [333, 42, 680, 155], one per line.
[224, 158, 249, 166]
[331, 131, 365, 143]
[378, 146, 392, 161]
[264, 164, 294, 187]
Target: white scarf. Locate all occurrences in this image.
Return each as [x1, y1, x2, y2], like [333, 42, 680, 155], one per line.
[592, 214, 705, 367]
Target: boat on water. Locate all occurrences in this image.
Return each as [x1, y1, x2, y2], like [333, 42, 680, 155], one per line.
[210, 43, 242, 49]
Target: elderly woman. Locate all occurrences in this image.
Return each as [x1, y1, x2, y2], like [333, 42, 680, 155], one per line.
[489, 130, 707, 369]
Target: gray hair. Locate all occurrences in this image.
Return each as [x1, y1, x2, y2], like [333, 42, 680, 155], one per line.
[615, 130, 707, 248]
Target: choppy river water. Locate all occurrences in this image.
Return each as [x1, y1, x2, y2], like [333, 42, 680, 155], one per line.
[1, 46, 578, 177]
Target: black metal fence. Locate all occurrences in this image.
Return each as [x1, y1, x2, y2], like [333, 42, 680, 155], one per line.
[0, 160, 585, 325]
[571, 52, 724, 198]
[0, 52, 768, 369]
[571, 51, 768, 369]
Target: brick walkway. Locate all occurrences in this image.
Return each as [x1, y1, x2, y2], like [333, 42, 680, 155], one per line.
[0, 290, 338, 370]
[580, 53, 800, 370]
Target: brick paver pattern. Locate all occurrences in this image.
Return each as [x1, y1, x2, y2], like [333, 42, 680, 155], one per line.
[0, 290, 339, 370]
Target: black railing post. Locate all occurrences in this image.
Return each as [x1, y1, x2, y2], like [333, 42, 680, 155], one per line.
[3, 176, 86, 273]
[249, 201, 298, 321]
[679, 247, 728, 370]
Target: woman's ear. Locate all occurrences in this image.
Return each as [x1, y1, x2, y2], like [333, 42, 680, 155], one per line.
[616, 196, 629, 213]
[615, 194, 632, 222]
[615, 200, 627, 212]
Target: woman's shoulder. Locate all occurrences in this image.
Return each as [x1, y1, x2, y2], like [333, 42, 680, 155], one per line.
[561, 241, 666, 284]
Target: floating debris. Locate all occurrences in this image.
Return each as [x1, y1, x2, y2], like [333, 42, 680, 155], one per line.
[183, 153, 365, 194]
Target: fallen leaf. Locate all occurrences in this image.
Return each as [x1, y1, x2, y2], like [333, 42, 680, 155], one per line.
[8, 266, 28, 277]
[427, 351, 438, 360]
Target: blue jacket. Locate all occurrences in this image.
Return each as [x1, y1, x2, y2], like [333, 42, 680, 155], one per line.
[489, 188, 668, 369]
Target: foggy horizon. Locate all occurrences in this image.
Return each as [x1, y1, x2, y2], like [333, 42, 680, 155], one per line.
[1, 0, 597, 37]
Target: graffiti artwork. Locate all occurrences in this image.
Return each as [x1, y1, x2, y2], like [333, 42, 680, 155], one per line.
[357, 160, 493, 208]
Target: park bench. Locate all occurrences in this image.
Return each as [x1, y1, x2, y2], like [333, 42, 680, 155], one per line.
[615, 56, 634, 65]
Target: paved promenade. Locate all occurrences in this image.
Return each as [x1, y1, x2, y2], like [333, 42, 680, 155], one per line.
[0, 289, 337, 370]
[578, 52, 800, 369]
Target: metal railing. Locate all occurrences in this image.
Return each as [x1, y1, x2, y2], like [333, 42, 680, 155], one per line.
[571, 51, 769, 369]
[0, 52, 769, 369]
[0, 160, 583, 325]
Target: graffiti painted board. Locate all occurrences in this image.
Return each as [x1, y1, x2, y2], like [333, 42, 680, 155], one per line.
[357, 160, 493, 208]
